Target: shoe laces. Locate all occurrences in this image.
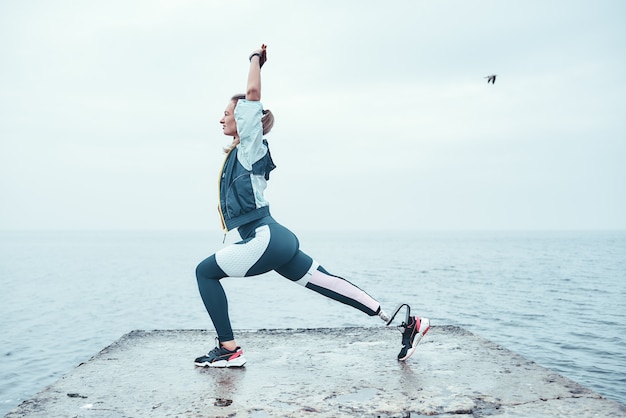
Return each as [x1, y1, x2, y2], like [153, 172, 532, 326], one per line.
[398, 316, 416, 333]
[208, 337, 223, 355]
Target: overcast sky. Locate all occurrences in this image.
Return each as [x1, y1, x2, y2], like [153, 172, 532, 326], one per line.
[1, 0, 624, 231]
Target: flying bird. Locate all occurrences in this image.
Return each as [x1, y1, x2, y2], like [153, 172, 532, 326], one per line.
[485, 74, 497, 84]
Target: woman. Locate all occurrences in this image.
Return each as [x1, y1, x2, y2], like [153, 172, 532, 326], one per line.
[195, 45, 429, 367]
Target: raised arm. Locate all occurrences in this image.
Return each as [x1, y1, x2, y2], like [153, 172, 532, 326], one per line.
[246, 44, 266, 102]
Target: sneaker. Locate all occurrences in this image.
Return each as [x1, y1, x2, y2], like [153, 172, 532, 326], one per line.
[194, 341, 247, 368]
[397, 316, 430, 361]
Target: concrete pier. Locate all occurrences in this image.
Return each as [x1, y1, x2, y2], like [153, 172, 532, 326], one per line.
[6, 326, 626, 417]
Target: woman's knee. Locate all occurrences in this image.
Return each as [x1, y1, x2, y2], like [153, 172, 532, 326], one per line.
[275, 250, 314, 281]
[196, 255, 225, 282]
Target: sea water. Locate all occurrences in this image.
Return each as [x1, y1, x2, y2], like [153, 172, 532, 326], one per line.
[1, 230, 625, 414]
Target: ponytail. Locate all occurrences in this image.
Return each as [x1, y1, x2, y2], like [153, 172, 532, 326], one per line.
[223, 94, 275, 153]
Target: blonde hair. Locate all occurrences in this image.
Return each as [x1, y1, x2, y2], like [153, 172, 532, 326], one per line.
[224, 94, 274, 153]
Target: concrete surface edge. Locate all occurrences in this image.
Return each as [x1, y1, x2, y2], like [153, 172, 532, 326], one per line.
[6, 326, 626, 417]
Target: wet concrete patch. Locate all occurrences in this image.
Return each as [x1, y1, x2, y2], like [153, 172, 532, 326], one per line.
[6, 326, 626, 417]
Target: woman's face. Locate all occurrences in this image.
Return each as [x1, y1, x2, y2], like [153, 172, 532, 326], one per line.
[220, 100, 238, 137]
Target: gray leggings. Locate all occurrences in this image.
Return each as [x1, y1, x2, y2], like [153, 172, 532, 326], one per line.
[196, 216, 381, 342]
